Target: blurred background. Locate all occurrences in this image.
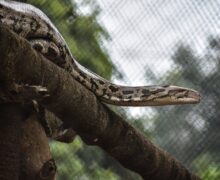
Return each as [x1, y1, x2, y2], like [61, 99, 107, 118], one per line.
[28, 0, 220, 179]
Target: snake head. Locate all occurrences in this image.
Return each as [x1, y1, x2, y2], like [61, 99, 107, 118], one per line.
[145, 85, 201, 106]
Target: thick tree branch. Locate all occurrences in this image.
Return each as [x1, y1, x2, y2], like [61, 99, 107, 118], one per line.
[0, 25, 201, 180]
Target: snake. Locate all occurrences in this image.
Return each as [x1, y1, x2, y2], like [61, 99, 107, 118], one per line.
[0, 0, 200, 107]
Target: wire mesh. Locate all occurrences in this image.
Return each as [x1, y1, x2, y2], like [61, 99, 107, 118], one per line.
[28, 0, 220, 179]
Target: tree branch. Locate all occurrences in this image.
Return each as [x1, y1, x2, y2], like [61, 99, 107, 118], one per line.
[0, 25, 201, 180]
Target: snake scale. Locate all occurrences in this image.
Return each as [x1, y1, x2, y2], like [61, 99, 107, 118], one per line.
[0, 0, 200, 106]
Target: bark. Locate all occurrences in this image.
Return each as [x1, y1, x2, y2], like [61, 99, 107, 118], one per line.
[0, 103, 24, 180]
[20, 113, 56, 180]
[0, 103, 55, 180]
[0, 25, 201, 180]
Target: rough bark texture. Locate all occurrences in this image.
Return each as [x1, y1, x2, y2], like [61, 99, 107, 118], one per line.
[0, 104, 24, 180]
[0, 103, 54, 180]
[20, 113, 55, 180]
[0, 25, 201, 180]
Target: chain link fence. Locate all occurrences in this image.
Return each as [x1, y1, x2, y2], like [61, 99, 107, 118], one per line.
[28, 0, 220, 179]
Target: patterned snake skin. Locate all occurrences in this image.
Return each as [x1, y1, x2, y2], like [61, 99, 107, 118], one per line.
[0, 0, 200, 106]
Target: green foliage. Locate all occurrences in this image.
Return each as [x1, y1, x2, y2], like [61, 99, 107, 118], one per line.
[50, 138, 120, 180]
[200, 166, 220, 180]
[194, 154, 220, 180]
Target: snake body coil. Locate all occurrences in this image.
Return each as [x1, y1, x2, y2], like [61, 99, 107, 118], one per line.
[0, 0, 200, 106]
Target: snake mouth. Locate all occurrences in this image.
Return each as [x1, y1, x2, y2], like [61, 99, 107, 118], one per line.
[181, 89, 201, 103]
[170, 86, 200, 102]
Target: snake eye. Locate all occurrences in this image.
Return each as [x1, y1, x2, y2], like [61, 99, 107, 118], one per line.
[29, 39, 61, 62]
